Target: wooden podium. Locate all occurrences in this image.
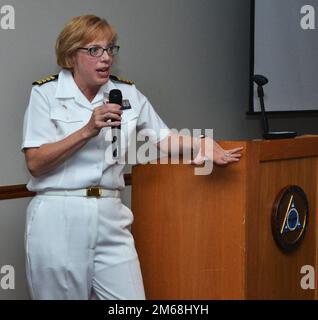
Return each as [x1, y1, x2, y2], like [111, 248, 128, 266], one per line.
[131, 136, 318, 299]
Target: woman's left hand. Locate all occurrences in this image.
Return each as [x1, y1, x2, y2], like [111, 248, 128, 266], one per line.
[190, 138, 243, 165]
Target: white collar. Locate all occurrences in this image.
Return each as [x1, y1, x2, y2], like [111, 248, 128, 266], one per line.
[55, 69, 117, 109]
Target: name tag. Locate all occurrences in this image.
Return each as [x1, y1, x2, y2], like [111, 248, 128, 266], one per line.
[121, 99, 132, 110]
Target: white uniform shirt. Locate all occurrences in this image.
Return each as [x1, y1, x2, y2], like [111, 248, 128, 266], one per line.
[22, 69, 170, 191]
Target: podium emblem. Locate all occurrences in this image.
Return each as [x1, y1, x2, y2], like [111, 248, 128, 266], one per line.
[272, 186, 308, 253]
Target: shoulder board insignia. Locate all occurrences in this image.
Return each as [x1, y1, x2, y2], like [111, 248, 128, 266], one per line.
[110, 75, 134, 85]
[32, 74, 59, 86]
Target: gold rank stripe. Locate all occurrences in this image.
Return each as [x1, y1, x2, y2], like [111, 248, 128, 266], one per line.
[32, 74, 59, 86]
[110, 75, 134, 85]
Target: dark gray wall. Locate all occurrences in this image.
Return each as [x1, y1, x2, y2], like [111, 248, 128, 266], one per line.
[0, 198, 31, 299]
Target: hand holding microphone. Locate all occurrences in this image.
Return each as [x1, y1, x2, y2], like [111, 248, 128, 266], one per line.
[82, 90, 122, 139]
[103, 89, 123, 126]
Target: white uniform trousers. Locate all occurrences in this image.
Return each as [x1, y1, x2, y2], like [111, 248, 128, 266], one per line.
[25, 194, 145, 300]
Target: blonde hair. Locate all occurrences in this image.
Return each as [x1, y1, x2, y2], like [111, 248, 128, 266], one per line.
[55, 15, 117, 69]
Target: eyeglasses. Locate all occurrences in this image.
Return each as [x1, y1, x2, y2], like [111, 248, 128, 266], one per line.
[78, 45, 120, 57]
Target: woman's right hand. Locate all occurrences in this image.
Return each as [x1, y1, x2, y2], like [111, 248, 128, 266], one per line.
[82, 102, 123, 138]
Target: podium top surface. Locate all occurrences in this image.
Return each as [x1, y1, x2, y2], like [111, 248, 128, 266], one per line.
[133, 135, 318, 170]
[218, 135, 318, 162]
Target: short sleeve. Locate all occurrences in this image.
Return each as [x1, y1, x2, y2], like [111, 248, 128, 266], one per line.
[21, 86, 57, 150]
[136, 90, 170, 144]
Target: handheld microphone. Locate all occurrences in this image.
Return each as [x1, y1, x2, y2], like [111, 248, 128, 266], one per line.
[108, 89, 122, 158]
[109, 89, 122, 106]
[109, 89, 122, 130]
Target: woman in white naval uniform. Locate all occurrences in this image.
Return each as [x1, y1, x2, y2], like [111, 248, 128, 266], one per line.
[21, 15, 242, 300]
